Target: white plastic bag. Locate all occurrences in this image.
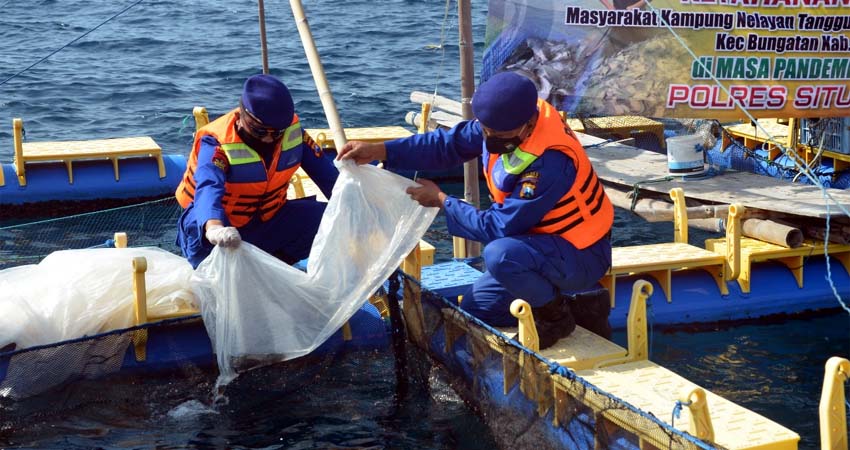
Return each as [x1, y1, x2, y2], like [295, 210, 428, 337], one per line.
[192, 161, 438, 383]
[0, 247, 195, 350]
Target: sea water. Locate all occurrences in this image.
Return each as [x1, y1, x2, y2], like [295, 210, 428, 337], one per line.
[1, 1, 848, 449]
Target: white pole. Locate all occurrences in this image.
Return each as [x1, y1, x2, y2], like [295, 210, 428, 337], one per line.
[289, 0, 347, 149]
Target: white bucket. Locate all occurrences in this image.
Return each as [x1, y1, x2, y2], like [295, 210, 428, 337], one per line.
[666, 134, 705, 175]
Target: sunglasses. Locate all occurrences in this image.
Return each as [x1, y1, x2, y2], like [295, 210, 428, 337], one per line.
[240, 107, 286, 140]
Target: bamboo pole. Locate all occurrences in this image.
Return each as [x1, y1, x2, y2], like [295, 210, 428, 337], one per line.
[458, 0, 480, 258]
[604, 184, 815, 242]
[289, 0, 347, 149]
[257, 0, 270, 74]
[742, 219, 804, 248]
[605, 185, 730, 222]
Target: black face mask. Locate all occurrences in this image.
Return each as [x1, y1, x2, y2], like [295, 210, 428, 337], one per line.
[486, 135, 523, 154]
[236, 124, 277, 156]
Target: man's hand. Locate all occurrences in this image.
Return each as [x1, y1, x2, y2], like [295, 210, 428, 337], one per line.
[336, 141, 387, 165]
[205, 223, 241, 248]
[406, 178, 447, 208]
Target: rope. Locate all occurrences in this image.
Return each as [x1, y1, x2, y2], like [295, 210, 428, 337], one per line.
[643, 1, 850, 221]
[0, 314, 199, 358]
[642, 0, 850, 320]
[583, 138, 619, 149]
[671, 399, 692, 428]
[822, 202, 850, 314]
[428, 0, 454, 100]
[669, 399, 693, 450]
[629, 176, 673, 212]
[0, 0, 145, 86]
[397, 271, 562, 373]
[0, 197, 173, 231]
[391, 271, 715, 449]
[177, 114, 193, 138]
[793, 125, 828, 183]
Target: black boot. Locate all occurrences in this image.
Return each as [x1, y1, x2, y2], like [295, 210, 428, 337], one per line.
[531, 295, 576, 350]
[569, 288, 612, 340]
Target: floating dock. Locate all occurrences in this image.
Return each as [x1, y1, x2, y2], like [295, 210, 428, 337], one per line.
[416, 261, 804, 449]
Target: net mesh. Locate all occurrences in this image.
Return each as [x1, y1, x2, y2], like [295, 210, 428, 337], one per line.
[404, 274, 721, 450]
[0, 199, 194, 399]
[0, 199, 729, 448]
[0, 316, 203, 400]
[0, 198, 182, 270]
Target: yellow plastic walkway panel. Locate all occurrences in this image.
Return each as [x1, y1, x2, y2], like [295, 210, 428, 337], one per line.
[603, 189, 743, 306]
[13, 118, 164, 186]
[603, 242, 728, 306]
[496, 323, 628, 372]
[576, 360, 800, 450]
[497, 281, 652, 372]
[705, 238, 850, 294]
[305, 126, 413, 149]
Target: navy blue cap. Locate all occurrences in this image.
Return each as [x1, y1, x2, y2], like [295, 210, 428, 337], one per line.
[472, 72, 538, 131]
[241, 74, 294, 129]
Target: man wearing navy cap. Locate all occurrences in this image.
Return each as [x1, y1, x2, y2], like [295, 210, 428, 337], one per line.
[175, 74, 338, 268]
[338, 72, 614, 348]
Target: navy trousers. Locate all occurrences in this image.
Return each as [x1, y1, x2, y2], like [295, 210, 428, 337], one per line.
[459, 234, 612, 326]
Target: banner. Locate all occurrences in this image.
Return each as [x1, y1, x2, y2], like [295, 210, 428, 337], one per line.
[482, 0, 850, 119]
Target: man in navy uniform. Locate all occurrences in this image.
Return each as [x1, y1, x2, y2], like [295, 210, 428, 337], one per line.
[338, 72, 613, 348]
[175, 74, 338, 268]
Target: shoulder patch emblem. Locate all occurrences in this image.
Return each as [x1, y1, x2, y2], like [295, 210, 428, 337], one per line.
[212, 147, 230, 172]
[303, 131, 323, 158]
[519, 171, 540, 199]
[520, 181, 537, 199]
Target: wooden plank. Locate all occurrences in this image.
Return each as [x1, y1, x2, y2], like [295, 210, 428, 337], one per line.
[409, 91, 463, 116]
[405, 110, 462, 131]
[579, 133, 850, 219]
[430, 110, 462, 128]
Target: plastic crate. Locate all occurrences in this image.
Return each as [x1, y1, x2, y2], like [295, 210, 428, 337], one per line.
[799, 117, 850, 154]
[421, 261, 482, 298]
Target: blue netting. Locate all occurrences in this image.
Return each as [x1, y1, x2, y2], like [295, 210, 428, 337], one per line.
[481, 30, 530, 81]
[401, 271, 719, 450]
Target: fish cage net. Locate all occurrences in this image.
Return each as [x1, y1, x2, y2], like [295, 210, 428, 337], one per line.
[0, 197, 182, 270]
[0, 316, 205, 401]
[0, 199, 196, 401]
[411, 280, 718, 450]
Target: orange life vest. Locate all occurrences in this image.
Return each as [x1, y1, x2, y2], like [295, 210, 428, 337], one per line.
[482, 99, 613, 249]
[175, 108, 304, 227]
